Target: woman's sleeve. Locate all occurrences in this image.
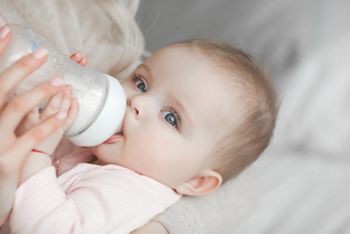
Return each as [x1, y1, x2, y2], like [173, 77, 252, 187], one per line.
[154, 167, 258, 234]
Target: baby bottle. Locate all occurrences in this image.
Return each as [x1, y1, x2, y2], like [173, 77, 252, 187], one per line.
[0, 24, 126, 147]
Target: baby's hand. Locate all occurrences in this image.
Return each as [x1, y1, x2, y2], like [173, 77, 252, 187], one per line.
[27, 51, 85, 154]
[17, 83, 78, 183]
[70, 51, 87, 66]
[17, 83, 78, 155]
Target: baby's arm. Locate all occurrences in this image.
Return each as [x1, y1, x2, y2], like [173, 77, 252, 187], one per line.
[19, 52, 84, 183]
[9, 165, 179, 233]
[18, 87, 78, 183]
[20, 51, 90, 180]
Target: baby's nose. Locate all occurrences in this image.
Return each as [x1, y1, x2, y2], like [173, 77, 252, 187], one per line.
[127, 98, 140, 116]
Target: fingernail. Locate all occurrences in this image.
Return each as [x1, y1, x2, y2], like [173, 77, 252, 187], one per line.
[0, 26, 9, 40]
[56, 111, 67, 120]
[33, 48, 48, 59]
[51, 77, 65, 86]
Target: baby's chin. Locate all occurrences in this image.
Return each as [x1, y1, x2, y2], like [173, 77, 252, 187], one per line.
[91, 140, 123, 162]
[91, 133, 124, 152]
[91, 143, 108, 155]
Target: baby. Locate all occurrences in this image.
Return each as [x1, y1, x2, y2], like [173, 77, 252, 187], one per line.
[2, 39, 277, 233]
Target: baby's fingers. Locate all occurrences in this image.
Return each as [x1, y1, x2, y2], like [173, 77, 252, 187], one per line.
[40, 85, 77, 131]
[40, 88, 65, 120]
[63, 97, 78, 131]
[0, 77, 65, 138]
[58, 86, 78, 131]
[60, 86, 72, 113]
[70, 52, 87, 66]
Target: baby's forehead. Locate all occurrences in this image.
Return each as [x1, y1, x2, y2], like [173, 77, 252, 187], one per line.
[149, 45, 247, 127]
[177, 69, 242, 131]
[154, 45, 210, 62]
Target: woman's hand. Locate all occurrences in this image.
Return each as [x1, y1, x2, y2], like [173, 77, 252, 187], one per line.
[0, 25, 70, 225]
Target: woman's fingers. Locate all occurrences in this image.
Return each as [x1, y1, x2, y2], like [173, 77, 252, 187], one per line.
[0, 78, 66, 137]
[15, 108, 40, 136]
[0, 48, 49, 107]
[5, 112, 67, 170]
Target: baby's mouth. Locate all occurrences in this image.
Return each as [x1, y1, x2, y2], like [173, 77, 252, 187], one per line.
[103, 115, 127, 144]
[103, 132, 124, 144]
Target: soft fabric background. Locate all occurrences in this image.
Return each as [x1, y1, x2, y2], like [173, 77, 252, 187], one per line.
[137, 0, 350, 233]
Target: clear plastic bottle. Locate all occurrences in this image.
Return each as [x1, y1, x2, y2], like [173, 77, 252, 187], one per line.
[0, 24, 126, 146]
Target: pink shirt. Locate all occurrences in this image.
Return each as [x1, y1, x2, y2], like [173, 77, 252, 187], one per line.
[2, 140, 180, 234]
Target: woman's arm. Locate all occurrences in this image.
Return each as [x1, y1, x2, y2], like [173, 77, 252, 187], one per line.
[0, 25, 70, 225]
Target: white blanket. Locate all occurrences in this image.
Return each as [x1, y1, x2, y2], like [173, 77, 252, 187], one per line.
[233, 31, 350, 233]
[274, 32, 350, 159]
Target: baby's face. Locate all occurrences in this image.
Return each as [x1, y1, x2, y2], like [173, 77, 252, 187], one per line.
[92, 46, 236, 188]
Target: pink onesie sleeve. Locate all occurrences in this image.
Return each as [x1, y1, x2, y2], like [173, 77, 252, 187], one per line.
[9, 164, 180, 234]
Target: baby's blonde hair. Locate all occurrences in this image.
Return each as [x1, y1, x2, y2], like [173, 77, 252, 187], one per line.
[174, 39, 278, 183]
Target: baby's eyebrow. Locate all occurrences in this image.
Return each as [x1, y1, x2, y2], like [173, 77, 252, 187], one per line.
[137, 64, 153, 81]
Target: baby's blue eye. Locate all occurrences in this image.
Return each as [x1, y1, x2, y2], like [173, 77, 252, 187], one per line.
[162, 109, 180, 129]
[134, 77, 147, 92]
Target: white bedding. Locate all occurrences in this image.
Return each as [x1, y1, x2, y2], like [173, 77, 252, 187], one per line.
[273, 32, 350, 159]
[233, 31, 350, 233]
[234, 148, 350, 234]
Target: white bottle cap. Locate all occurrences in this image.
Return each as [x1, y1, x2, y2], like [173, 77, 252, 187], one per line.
[67, 75, 126, 146]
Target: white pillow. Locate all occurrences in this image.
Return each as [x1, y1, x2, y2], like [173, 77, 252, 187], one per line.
[273, 32, 350, 157]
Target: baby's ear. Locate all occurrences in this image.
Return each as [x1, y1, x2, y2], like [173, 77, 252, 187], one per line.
[175, 170, 222, 196]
